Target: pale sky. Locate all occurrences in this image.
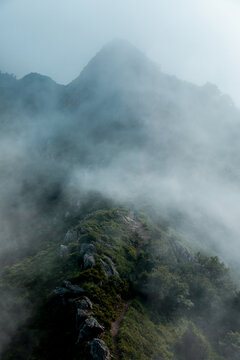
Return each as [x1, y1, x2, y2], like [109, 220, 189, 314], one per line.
[0, 0, 240, 104]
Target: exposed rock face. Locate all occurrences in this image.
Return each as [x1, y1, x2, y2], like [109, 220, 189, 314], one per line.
[65, 229, 80, 243]
[76, 309, 90, 329]
[60, 244, 69, 258]
[99, 259, 111, 278]
[83, 253, 96, 269]
[75, 297, 93, 329]
[90, 338, 111, 360]
[80, 243, 97, 269]
[100, 257, 119, 278]
[170, 239, 197, 264]
[77, 308, 90, 319]
[77, 309, 90, 317]
[80, 243, 96, 256]
[63, 280, 84, 294]
[53, 281, 84, 300]
[75, 296, 93, 310]
[121, 215, 138, 229]
[76, 318, 104, 343]
[104, 256, 119, 277]
[52, 286, 68, 297]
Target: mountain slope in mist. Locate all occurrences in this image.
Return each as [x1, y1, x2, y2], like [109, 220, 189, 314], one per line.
[1, 39, 240, 359]
[1, 39, 240, 266]
[2, 207, 239, 360]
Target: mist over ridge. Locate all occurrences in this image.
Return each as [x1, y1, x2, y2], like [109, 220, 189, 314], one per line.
[1, 34, 240, 359]
[1, 39, 240, 271]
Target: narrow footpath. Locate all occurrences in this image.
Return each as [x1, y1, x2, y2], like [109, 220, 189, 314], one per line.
[111, 302, 130, 360]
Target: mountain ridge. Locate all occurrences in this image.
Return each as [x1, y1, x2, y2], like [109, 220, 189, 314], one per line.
[1, 40, 231, 108]
[1, 40, 240, 266]
[1, 40, 240, 359]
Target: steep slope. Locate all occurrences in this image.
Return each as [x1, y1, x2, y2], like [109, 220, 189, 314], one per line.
[2, 41, 240, 359]
[61, 41, 240, 268]
[62, 39, 240, 183]
[0, 71, 64, 120]
[1, 41, 240, 263]
[18, 73, 64, 113]
[66, 39, 162, 103]
[1, 206, 239, 359]
[1, 40, 240, 271]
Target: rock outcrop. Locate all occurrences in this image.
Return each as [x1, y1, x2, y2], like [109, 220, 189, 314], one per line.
[83, 253, 96, 269]
[76, 318, 104, 343]
[52, 280, 84, 301]
[75, 296, 93, 310]
[80, 243, 97, 269]
[63, 280, 85, 294]
[90, 338, 111, 360]
[80, 243, 96, 256]
[76, 309, 91, 327]
[100, 256, 119, 278]
[170, 239, 197, 264]
[64, 229, 80, 243]
[60, 244, 69, 258]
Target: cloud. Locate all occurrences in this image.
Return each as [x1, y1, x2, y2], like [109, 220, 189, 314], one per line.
[1, 2, 240, 354]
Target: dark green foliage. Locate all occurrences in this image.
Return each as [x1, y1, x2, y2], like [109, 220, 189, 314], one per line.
[1, 207, 240, 360]
[118, 300, 175, 360]
[136, 267, 192, 317]
[175, 323, 211, 360]
[219, 331, 240, 360]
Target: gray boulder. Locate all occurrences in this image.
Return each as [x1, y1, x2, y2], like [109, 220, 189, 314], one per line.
[80, 243, 96, 256]
[75, 297, 93, 329]
[100, 257, 119, 279]
[64, 229, 80, 243]
[83, 253, 96, 269]
[52, 287, 68, 297]
[80, 243, 97, 269]
[63, 280, 84, 294]
[76, 309, 91, 329]
[170, 239, 197, 264]
[60, 244, 69, 259]
[77, 308, 91, 319]
[76, 318, 104, 343]
[52, 280, 84, 304]
[90, 339, 111, 360]
[75, 296, 93, 310]
[104, 256, 119, 277]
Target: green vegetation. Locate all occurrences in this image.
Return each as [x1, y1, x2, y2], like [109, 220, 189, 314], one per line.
[118, 299, 175, 360]
[1, 206, 240, 359]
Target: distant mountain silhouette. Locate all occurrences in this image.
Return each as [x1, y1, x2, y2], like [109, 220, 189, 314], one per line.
[1, 40, 240, 264]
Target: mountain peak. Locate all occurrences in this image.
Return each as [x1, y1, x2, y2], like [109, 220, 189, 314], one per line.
[81, 38, 152, 75]
[69, 39, 161, 95]
[20, 72, 57, 86]
[97, 38, 145, 58]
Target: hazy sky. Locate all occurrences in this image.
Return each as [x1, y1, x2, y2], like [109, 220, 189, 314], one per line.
[0, 0, 240, 104]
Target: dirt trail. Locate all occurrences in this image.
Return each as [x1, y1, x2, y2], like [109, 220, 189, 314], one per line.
[111, 302, 130, 360]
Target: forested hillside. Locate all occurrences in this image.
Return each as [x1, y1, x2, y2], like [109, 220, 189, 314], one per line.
[1, 40, 240, 359]
[1, 205, 240, 359]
